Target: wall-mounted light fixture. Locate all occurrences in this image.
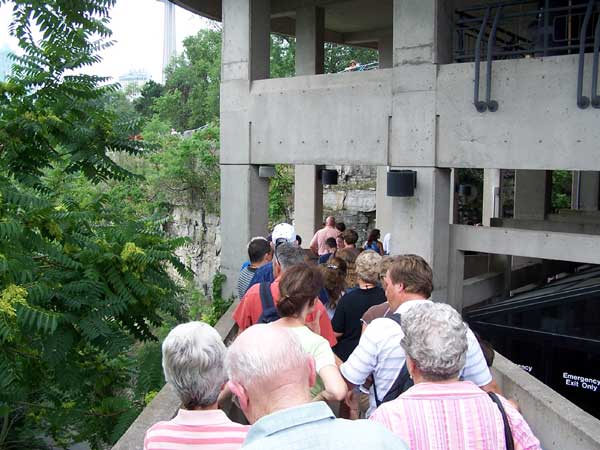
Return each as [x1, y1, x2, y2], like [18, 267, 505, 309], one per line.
[387, 169, 417, 197]
[258, 165, 276, 178]
[321, 169, 339, 185]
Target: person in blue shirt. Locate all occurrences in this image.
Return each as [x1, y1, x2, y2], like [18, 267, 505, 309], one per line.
[318, 237, 337, 264]
[247, 223, 297, 292]
[225, 324, 408, 450]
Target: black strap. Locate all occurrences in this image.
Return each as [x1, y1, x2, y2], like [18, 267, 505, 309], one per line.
[259, 282, 274, 312]
[372, 313, 414, 407]
[488, 392, 515, 450]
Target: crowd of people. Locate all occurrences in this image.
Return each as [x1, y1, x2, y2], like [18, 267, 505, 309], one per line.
[144, 218, 543, 450]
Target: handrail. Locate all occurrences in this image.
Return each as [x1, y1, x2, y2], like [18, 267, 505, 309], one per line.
[576, 0, 595, 109]
[486, 6, 503, 112]
[592, 11, 600, 108]
[474, 7, 491, 112]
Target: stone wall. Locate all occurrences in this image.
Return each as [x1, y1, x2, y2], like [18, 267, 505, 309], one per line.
[164, 206, 221, 295]
[323, 165, 377, 244]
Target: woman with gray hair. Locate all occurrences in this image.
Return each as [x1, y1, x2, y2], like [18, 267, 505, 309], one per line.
[143, 321, 248, 450]
[370, 303, 541, 450]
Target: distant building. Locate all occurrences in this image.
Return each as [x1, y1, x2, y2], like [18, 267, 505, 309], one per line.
[0, 45, 14, 82]
[118, 69, 150, 99]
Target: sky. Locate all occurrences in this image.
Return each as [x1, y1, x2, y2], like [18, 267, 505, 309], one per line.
[0, 0, 214, 83]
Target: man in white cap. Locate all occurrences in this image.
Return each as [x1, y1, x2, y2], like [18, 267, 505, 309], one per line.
[245, 223, 297, 291]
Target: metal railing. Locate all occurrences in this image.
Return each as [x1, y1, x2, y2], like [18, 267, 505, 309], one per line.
[456, 0, 600, 111]
[455, 0, 600, 62]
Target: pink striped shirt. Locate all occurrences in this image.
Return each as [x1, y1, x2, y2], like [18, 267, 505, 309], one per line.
[144, 409, 249, 450]
[370, 381, 541, 450]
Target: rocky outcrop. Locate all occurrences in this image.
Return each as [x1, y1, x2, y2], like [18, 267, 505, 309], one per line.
[164, 206, 221, 295]
[323, 165, 377, 243]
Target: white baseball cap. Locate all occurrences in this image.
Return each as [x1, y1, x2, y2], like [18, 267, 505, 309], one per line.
[271, 223, 296, 245]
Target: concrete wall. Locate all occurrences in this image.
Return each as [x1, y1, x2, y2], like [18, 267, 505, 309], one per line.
[437, 54, 600, 170]
[248, 69, 393, 165]
[492, 353, 600, 450]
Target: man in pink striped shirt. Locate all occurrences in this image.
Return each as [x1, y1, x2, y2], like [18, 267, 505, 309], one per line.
[144, 322, 249, 450]
[370, 303, 541, 450]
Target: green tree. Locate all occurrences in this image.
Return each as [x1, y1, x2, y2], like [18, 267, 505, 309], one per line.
[133, 80, 165, 122]
[156, 29, 222, 130]
[0, 1, 190, 447]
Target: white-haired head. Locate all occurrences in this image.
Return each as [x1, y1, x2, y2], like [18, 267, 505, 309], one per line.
[225, 324, 314, 423]
[401, 303, 468, 381]
[162, 321, 226, 409]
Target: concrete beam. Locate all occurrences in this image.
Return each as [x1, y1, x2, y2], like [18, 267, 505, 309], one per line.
[248, 69, 392, 165]
[343, 27, 392, 45]
[572, 171, 600, 211]
[295, 6, 324, 75]
[437, 54, 600, 170]
[492, 217, 600, 236]
[451, 224, 600, 265]
[270, 0, 354, 15]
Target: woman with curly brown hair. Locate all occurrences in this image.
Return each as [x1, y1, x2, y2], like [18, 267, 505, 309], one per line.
[270, 263, 347, 402]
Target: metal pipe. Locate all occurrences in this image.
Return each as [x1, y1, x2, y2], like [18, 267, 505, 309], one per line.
[486, 6, 503, 112]
[592, 12, 600, 108]
[543, 0, 550, 57]
[576, 0, 595, 109]
[474, 7, 491, 112]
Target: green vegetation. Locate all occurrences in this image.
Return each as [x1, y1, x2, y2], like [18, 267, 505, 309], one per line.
[0, 1, 381, 445]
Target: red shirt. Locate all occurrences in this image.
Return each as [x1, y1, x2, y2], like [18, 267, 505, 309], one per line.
[233, 279, 337, 347]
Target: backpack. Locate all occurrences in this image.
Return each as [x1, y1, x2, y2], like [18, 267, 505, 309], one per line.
[372, 313, 414, 407]
[257, 282, 280, 324]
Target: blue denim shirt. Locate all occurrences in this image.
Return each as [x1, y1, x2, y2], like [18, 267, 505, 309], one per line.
[242, 401, 408, 449]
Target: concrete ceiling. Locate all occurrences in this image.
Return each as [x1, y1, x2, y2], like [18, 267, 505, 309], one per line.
[171, 0, 393, 47]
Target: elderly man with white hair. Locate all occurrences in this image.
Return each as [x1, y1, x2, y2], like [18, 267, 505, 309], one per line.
[370, 303, 541, 450]
[143, 322, 248, 450]
[226, 324, 407, 450]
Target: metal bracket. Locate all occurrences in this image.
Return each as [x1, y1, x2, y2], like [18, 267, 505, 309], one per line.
[576, 0, 595, 109]
[474, 7, 491, 113]
[486, 6, 503, 112]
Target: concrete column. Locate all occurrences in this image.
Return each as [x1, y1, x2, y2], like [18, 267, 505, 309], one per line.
[293, 6, 324, 247]
[294, 165, 324, 245]
[514, 170, 551, 220]
[378, 34, 393, 69]
[295, 6, 324, 76]
[220, 165, 269, 295]
[376, 167, 393, 244]
[220, 0, 270, 296]
[389, 168, 451, 291]
[482, 169, 502, 226]
[393, 0, 453, 65]
[571, 171, 600, 211]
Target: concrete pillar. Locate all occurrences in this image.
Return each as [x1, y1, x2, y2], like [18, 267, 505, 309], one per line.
[389, 168, 451, 292]
[378, 34, 393, 69]
[220, 0, 270, 296]
[393, 0, 453, 65]
[571, 171, 600, 211]
[482, 169, 502, 226]
[375, 35, 394, 240]
[293, 6, 324, 247]
[514, 170, 551, 220]
[294, 165, 324, 245]
[376, 167, 393, 244]
[295, 6, 324, 76]
[220, 165, 269, 295]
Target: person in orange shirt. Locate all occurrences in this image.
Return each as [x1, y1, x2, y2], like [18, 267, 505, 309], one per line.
[233, 242, 337, 347]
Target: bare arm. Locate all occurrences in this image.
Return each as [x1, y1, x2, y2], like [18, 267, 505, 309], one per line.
[318, 365, 348, 402]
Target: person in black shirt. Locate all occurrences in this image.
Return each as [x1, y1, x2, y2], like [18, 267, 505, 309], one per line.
[331, 250, 385, 361]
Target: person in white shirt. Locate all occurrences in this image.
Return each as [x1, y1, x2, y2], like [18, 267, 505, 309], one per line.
[340, 254, 499, 416]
